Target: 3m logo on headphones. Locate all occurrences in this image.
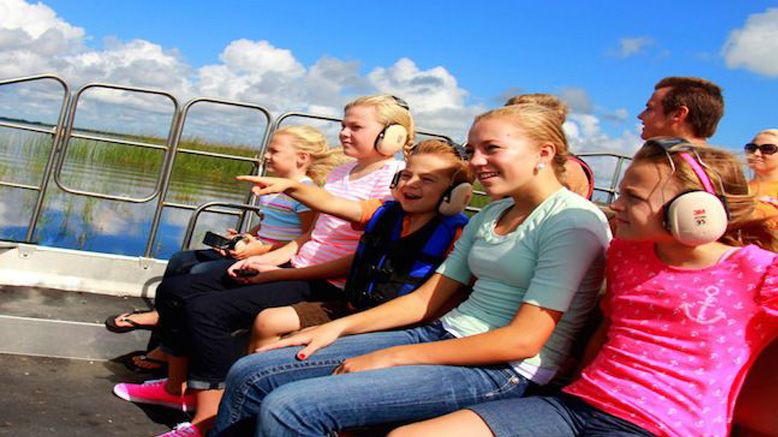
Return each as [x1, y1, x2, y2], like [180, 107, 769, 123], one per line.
[693, 209, 707, 226]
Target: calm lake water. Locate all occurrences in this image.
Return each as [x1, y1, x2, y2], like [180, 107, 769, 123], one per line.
[0, 128, 260, 259]
[0, 123, 635, 261]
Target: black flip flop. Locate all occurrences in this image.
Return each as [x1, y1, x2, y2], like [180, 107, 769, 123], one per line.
[104, 309, 156, 333]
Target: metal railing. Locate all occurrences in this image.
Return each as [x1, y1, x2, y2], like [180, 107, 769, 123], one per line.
[53, 83, 180, 203]
[1, 75, 494, 258]
[0, 73, 632, 258]
[0, 74, 71, 243]
[0, 74, 275, 256]
[578, 151, 632, 205]
[145, 97, 273, 254]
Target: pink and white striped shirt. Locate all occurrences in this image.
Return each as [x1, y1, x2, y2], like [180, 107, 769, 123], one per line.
[291, 159, 404, 288]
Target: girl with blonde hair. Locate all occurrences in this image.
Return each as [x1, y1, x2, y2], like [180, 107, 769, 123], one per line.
[211, 103, 612, 436]
[113, 95, 413, 437]
[395, 140, 777, 437]
[105, 125, 340, 365]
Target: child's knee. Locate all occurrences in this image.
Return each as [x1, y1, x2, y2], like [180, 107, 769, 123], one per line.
[253, 307, 290, 337]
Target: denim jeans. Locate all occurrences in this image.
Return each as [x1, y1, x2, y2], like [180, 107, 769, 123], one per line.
[468, 394, 654, 436]
[211, 321, 531, 437]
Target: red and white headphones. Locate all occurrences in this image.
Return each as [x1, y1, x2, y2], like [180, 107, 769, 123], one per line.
[646, 137, 730, 246]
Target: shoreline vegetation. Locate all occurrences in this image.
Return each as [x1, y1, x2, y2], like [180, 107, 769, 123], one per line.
[0, 117, 492, 210]
[0, 118, 493, 255]
[0, 117, 261, 187]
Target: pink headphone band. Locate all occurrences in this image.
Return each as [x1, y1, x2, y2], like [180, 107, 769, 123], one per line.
[678, 152, 716, 194]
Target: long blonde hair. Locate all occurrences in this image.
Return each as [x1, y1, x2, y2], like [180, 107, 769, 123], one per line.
[272, 125, 347, 185]
[344, 94, 416, 155]
[504, 93, 569, 125]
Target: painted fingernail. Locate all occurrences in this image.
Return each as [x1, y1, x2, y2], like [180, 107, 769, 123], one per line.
[297, 353, 306, 360]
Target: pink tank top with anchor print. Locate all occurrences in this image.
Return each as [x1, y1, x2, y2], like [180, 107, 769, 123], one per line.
[565, 238, 778, 437]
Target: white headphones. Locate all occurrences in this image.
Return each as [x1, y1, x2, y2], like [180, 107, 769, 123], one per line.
[373, 96, 410, 156]
[437, 142, 473, 216]
[374, 124, 409, 156]
[649, 138, 730, 246]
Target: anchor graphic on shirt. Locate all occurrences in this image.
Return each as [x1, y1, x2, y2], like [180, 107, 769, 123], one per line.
[680, 286, 726, 325]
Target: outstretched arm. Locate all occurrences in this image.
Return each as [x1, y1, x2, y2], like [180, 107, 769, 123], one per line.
[237, 175, 362, 223]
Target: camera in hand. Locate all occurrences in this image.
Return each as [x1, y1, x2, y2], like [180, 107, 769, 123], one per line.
[203, 231, 244, 250]
[234, 267, 259, 277]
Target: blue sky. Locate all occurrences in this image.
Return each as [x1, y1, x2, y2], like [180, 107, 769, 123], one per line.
[1, 0, 777, 154]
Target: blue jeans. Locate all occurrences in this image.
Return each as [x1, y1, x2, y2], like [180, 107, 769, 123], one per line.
[468, 394, 654, 436]
[211, 321, 531, 437]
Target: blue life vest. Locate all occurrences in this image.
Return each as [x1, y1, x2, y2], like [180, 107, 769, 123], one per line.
[344, 201, 468, 310]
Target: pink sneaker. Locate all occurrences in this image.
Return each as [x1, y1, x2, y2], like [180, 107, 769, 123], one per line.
[156, 422, 204, 437]
[113, 379, 197, 412]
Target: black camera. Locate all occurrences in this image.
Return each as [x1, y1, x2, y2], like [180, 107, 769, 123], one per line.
[202, 231, 244, 250]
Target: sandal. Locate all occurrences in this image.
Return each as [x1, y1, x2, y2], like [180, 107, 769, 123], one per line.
[125, 353, 168, 374]
[104, 309, 157, 333]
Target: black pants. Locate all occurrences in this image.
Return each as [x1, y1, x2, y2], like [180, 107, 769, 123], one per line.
[145, 249, 232, 353]
[154, 266, 340, 389]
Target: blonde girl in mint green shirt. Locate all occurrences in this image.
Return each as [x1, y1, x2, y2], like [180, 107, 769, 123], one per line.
[212, 103, 611, 437]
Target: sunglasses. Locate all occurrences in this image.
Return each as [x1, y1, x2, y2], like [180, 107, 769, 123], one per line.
[744, 143, 778, 155]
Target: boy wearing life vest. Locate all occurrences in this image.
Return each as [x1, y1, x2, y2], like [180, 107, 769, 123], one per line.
[235, 139, 474, 350]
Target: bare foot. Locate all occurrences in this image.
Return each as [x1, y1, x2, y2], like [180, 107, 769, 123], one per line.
[131, 347, 168, 370]
[113, 310, 159, 329]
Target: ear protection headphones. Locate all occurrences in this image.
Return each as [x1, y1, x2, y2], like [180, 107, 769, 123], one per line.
[389, 139, 474, 216]
[646, 138, 730, 246]
[374, 95, 410, 157]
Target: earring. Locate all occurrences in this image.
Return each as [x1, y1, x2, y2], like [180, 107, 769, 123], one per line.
[536, 163, 546, 170]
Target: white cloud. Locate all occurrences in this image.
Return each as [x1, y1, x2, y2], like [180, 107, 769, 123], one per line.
[566, 113, 642, 155]
[368, 58, 466, 112]
[220, 39, 304, 76]
[0, 0, 83, 42]
[366, 58, 481, 139]
[722, 8, 778, 77]
[559, 87, 594, 113]
[0, 0, 84, 77]
[0, 0, 638, 153]
[617, 36, 655, 58]
[602, 107, 629, 122]
[63, 39, 192, 93]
